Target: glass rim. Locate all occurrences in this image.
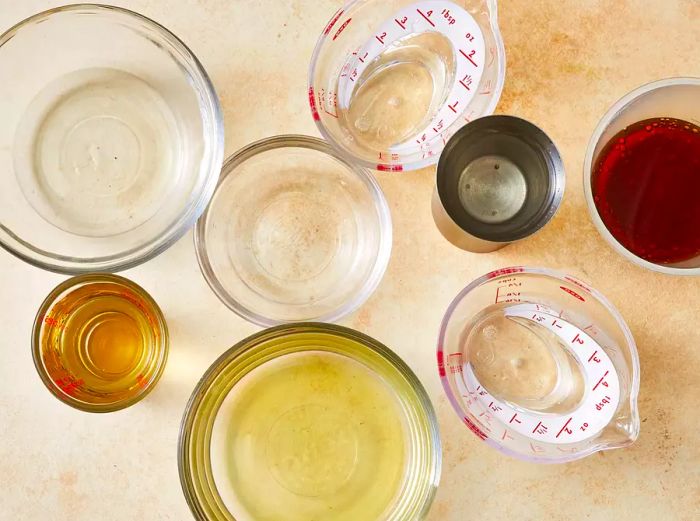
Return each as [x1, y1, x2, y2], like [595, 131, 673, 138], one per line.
[583, 76, 700, 276]
[178, 322, 441, 521]
[436, 266, 640, 463]
[0, 3, 224, 274]
[31, 272, 169, 413]
[194, 134, 393, 327]
[307, 0, 506, 172]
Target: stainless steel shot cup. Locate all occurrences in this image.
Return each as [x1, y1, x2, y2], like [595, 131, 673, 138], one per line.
[432, 116, 564, 252]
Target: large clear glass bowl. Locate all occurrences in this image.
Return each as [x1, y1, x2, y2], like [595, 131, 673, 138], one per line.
[0, 5, 223, 273]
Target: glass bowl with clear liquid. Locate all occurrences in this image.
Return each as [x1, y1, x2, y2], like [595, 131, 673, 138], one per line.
[0, 5, 223, 273]
[309, 0, 505, 171]
[438, 267, 640, 463]
[179, 324, 441, 521]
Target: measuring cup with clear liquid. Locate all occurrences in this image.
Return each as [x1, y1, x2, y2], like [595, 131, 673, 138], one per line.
[309, 0, 505, 172]
[438, 267, 640, 463]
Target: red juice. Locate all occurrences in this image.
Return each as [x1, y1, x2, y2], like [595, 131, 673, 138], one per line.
[592, 117, 700, 264]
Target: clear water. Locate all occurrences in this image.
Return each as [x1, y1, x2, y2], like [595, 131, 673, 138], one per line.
[341, 32, 455, 150]
[14, 68, 182, 237]
[464, 303, 586, 414]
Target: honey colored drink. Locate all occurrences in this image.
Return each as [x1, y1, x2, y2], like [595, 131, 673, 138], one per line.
[210, 351, 409, 521]
[33, 274, 168, 412]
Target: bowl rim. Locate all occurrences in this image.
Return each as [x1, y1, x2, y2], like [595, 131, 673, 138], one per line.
[194, 134, 393, 327]
[582, 76, 700, 276]
[307, 0, 506, 172]
[31, 272, 170, 413]
[178, 322, 442, 521]
[0, 3, 224, 274]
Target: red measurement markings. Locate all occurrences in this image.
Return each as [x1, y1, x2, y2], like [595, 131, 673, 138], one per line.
[596, 395, 612, 411]
[556, 417, 573, 438]
[592, 370, 610, 391]
[460, 49, 478, 67]
[488, 401, 502, 412]
[459, 73, 473, 90]
[333, 18, 353, 41]
[308, 88, 320, 120]
[44, 316, 59, 327]
[480, 79, 493, 95]
[551, 319, 562, 329]
[475, 385, 487, 397]
[447, 352, 464, 374]
[580, 422, 589, 432]
[323, 9, 344, 35]
[532, 421, 548, 435]
[417, 8, 435, 26]
[571, 333, 585, 345]
[501, 430, 514, 441]
[448, 100, 460, 113]
[441, 8, 456, 25]
[588, 350, 601, 363]
[376, 163, 403, 172]
[509, 413, 522, 424]
[530, 442, 546, 454]
[395, 16, 408, 29]
[357, 51, 369, 63]
[437, 350, 445, 376]
[494, 286, 500, 303]
[464, 416, 488, 440]
[375, 31, 387, 44]
[560, 285, 585, 301]
[432, 119, 444, 133]
[478, 411, 494, 426]
[487, 267, 524, 279]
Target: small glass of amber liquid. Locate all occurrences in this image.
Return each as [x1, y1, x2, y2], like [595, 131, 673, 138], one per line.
[32, 274, 168, 412]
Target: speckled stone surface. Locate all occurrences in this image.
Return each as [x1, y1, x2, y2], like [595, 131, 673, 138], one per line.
[0, 1, 698, 520]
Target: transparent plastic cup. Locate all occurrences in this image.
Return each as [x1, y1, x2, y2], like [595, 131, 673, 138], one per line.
[438, 267, 640, 463]
[309, 0, 505, 172]
[584, 77, 700, 275]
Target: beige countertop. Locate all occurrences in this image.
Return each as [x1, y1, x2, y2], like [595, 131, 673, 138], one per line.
[0, 1, 698, 520]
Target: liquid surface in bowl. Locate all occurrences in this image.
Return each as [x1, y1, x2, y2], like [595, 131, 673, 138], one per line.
[341, 32, 454, 150]
[14, 67, 181, 237]
[38, 280, 165, 406]
[211, 351, 408, 520]
[592, 117, 700, 264]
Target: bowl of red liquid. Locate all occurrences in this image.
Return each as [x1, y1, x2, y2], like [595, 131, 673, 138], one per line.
[584, 78, 700, 275]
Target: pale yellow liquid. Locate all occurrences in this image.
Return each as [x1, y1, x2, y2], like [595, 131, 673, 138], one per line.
[211, 351, 408, 521]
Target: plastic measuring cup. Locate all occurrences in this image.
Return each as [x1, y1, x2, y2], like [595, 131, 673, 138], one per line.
[309, 0, 505, 172]
[438, 267, 640, 463]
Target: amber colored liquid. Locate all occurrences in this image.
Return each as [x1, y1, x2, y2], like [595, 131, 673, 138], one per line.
[39, 280, 165, 407]
[592, 117, 700, 264]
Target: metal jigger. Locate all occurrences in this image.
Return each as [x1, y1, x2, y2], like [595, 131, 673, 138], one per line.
[432, 115, 565, 253]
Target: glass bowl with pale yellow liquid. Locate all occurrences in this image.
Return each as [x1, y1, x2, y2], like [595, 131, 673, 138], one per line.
[0, 5, 223, 273]
[32, 274, 168, 412]
[179, 324, 440, 521]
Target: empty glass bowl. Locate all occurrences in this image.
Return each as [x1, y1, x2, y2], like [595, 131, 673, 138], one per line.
[195, 135, 392, 326]
[0, 5, 223, 273]
[179, 323, 440, 521]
